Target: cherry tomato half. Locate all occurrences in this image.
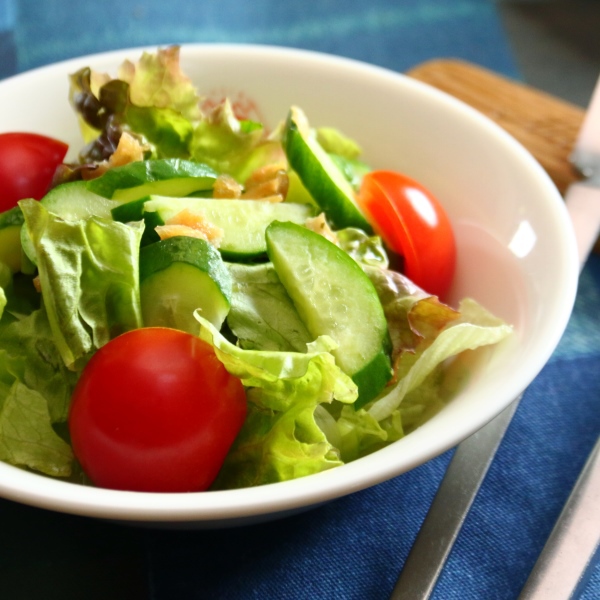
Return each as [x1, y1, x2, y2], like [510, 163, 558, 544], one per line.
[0, 132, 68, 211]
[358, 170, 456, 299]
[69, 328, 247, 492]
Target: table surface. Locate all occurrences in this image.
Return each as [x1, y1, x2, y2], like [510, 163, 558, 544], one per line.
[0, 2, 599, 599]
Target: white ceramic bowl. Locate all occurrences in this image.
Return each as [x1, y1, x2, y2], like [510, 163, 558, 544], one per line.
[0, 45, 579, 527]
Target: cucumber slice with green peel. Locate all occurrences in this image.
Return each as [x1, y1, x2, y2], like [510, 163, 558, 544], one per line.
[265, 221, 391, 407]
[19, 181, 123, 266]
[110, 196, 150, 223]
[42, 180, 122, 220]
[138, 196, 315, 259]
[139, 236, 232, 334]
[283, 107, 372, 232]
[86, 158, 217, 202]
[110, 196, 160, 247]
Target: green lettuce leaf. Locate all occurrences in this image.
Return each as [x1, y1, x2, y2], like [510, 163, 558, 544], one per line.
[368, 293, 513, 422]
[0, 381, 73, 477]
[0, 308, 79, 423]
[214, 395, 342, 489]
[316, 127, 362, 159]
[194, 315, 357, 489]
[313, 266, 513, 457]
[124, 104, 193, 158]
[321, 404, 388, 463]
[69, 46, 202, 162]
[19, 199, 143, 369]
[69, 47, 274, 175]
[226, 262, 312, 352]
[69, 68, 193, 162]
[189, 98, 266, 179]
[315, 126, 370, 190]
[329, 154, 371, 191]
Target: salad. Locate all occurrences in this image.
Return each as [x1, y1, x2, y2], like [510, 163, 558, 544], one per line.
[0, 46, 512, 493]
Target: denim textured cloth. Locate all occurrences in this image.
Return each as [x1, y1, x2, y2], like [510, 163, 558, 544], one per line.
[0, 1, 598, 598]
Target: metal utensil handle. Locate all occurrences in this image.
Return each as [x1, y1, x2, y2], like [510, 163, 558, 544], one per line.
[389, 398, 520, 599]
[518, 436, 600, 599]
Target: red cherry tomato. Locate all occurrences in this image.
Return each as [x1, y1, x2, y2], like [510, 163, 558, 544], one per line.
[69, 327, 247, 492]
[0, 132, 68, 211]
[358, 170, 456, 299]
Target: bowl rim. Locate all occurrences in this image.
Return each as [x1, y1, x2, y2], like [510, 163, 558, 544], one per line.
[0, 43, 580, 524]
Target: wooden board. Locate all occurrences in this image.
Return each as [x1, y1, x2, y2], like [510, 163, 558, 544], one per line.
[407, 59, 599, 252]
[407, 59, 585, 195]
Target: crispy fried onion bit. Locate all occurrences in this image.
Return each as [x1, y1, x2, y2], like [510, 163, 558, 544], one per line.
[305, 213, 338, 245]
[156, 163, 291, 244]
[212, 163, 289, 202]
[108, 132, 146, 167]
[155, 208, 224, 247]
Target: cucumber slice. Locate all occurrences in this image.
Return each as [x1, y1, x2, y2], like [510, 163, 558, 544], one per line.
[19, 181, 122, 266]
[42, 180, 121, 220]
[139, 236, 232, 333]
[139, 196, 315, 260]
[283, 107, 372, 232]
[87, 158, 217, 202]
[0, 207, 25, 273]
[265, 221, 391, 407]
[110, 196, 151, 223]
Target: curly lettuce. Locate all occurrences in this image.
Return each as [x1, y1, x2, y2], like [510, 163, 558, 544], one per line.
[19, 199, 143, 369]
[195, 315, 356, 488]
[364, 267, 513, 424]
[0, 308, 78, 477]
[67, 45, 273, 180]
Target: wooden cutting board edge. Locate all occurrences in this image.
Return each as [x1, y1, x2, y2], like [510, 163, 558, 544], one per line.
[407, 59, 585, 195]
[407, 59, 598, 253]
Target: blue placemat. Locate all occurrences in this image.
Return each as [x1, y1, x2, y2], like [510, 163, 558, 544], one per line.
[10, 0, 518, 77]
[1, 1, 599, 599]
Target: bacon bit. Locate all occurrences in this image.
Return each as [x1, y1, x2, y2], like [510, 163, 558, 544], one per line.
[164, 207, 206, 228]
[241, 180, 286, 201]
[245, 193, 284, 203]
[244, 162, 287, 187]
[108, 132, 146, 167]
[155, 224, 218, 244]
[81, 132, 147, 181]
[242, 163, 288, 201]
[155, 208, 224, 247]
[305, 213, 338, 244]
[213, 174, 243, 199]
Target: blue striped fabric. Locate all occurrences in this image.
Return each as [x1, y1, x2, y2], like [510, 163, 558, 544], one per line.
[1, 1, 599, 599]
[12, 0, 518, 77]
[0, 0, 15, 78]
